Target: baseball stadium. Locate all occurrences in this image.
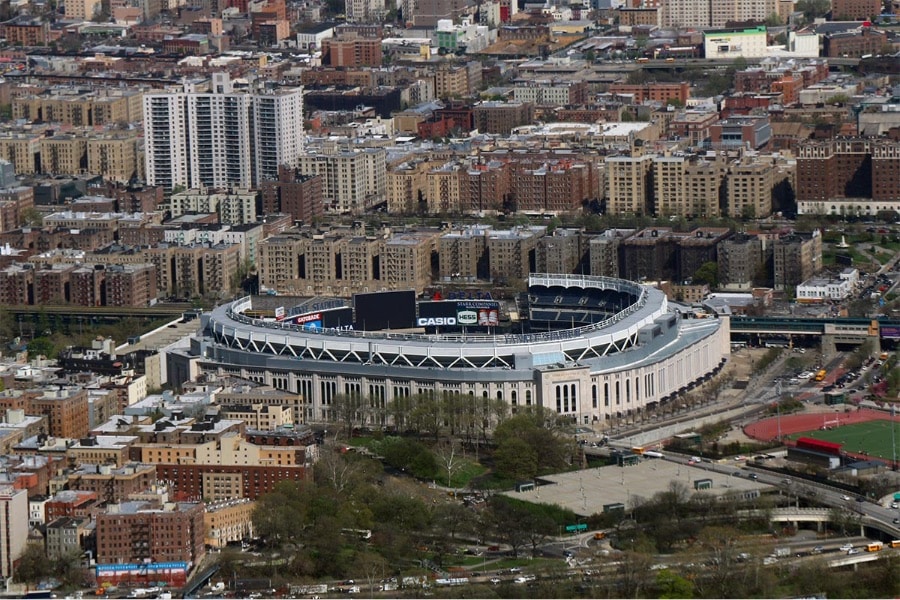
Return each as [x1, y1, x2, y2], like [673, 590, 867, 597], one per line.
[169, 274, 730, 428]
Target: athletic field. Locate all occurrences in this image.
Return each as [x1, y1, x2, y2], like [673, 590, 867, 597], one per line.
[787, 419, 900, 464]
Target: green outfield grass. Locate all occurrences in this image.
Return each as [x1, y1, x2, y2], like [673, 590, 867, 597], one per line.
[789, 419, 900, 461]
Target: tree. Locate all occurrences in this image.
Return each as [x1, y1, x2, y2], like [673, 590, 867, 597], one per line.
[331, 393, 367, 438]
[435, 440, 463, 488]
[410, 393, 442, 440]
[493, 437, 538, 481]
[375, 436, 438, 480]
[54, 550, 87, 588]
[796, 0, 830, 21]
[485, 497, 531, 557]
[764, 11, 782, 26]
[657, 568, 695, 599]
[20, 207, 44, 227]
[693, 261, 719, 288]
[27, 337, 54, 360]
[436, 502, 477, 543]
[14, 544, 51, 584]
[315, 447, 377, 494]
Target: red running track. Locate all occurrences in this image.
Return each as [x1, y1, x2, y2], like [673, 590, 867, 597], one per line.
[743, 408, 891, 442]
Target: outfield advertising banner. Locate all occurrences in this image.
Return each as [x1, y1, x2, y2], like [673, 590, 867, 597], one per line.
[456, 300, 500, 327]
[289, 307, 354, 330]
[417, 301, 459, 327]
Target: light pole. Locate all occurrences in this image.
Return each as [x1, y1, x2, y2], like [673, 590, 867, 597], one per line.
[892, 404, 897, 471]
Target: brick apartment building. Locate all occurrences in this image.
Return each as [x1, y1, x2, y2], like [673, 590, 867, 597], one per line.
[154, 464, 310, 501]
[473, 101, 534, 135]
[823, 26, 888, 58]
[45, 490, 100, 523]
[796, 138, 900, 208]
[0, 388, 91, 439]
[609, 82, 690, 105]
[831, 0, 882, 20]
[95, 500, 205, 565]
[321, 33, 382, 67]
[619, 227, 731, 282]
[260, 167, 324, 224]
[773, 231, 822, 290]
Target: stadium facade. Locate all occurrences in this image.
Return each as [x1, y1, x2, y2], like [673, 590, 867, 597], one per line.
[169, 274, 730, 428]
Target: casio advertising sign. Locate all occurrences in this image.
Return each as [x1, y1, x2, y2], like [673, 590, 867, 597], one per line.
[456, 310, 478, 325]
[417, 317, 457, 326]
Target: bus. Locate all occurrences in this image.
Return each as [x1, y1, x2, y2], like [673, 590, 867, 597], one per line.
[866, 542, 883, 552]
[814, 369, 827, 382]
[890, 540, 900, 548]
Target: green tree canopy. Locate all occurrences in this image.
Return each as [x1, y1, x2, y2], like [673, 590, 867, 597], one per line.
[692, 261, 719, 288]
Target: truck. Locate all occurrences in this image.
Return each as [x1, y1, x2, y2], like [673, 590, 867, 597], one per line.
[774, 547, 791, 558]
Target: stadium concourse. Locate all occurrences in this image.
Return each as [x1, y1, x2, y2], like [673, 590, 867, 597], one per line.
[168, 274, 730, 431]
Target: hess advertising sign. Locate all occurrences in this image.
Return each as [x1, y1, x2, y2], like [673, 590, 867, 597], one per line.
[456, 310, 478, 325]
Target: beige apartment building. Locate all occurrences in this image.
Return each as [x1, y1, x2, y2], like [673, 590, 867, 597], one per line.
[219, 404, 293, 430]
[204, 499, 255, 549]
[306, 234, 345, 285]
[726, 158, 776, 219]
[487, 227, 543, 281]
[169, 188, 258, 225]
[606, 153, 653, 216]
[41, 135, 87, 176]
[143, 243, 241, 299]
[438, 225, 492, 282]
[434, 65, 471, 99]
[257, 234, 306, 295]
[661, 0, 777, 27]
[216, 385, 306, 425]
[0, 487, 27, 579]
[685, 159, 726, 219]
[0, 133, 41, 175]
[382, 232, 437, 293]
[297, 146, 386, 214]
[64, 0, 101, 20]
[426, 162, 463, 214]
[12, 89, 144, 126]
[343, 235, 382, 287]
[386, 160, 438, 214]
[87, 134, 140, 184]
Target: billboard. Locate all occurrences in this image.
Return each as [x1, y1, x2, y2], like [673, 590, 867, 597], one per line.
[354, 290, 416, 331]
[457, 300, 500, 327]
[417, 301, 459, 327]
[881, 325, 900, 339]
[289, 307, 354, 330]
[291, 311, 324, 330]
[96, 562, 189, 587]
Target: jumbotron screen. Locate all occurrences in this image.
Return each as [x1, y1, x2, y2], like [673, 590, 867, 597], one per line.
[353, 290, 416, 331]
